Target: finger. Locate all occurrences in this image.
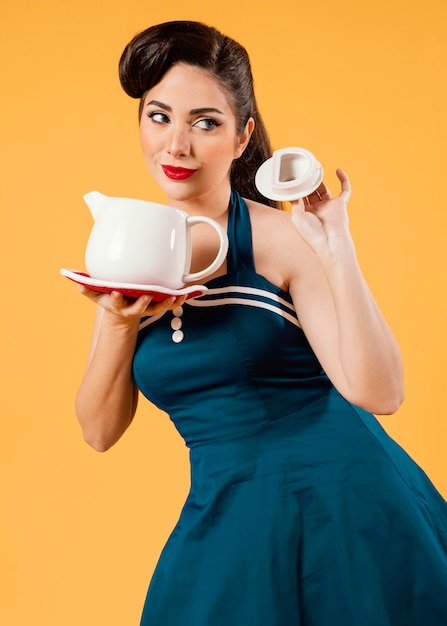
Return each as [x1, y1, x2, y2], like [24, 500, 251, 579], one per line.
[174, 295, 187, 307]
[110, 291, 154, 316]
[316, 182, 332, 200]
[77, 284, 98, 297]
[144, 296, 177, 316]
[291, 198, 305, 212]
[336, 168, 351, 197]
[304, 180, 332, 205]
[77, 284, 110, 304]
[108, 290, 128, 313]
[306, 188, 327, 204]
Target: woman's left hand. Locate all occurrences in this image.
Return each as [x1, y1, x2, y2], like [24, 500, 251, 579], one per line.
[290, 169, 352, 257]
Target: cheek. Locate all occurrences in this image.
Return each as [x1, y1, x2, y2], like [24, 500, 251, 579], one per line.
[139, 121, 155, 149]
[206, 137, 239, 164]
[139, 133, 157, 160]
[139, 130, 147, 152]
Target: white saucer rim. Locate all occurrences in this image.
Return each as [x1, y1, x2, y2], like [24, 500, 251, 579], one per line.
[255, 152, 324, 201]
[60, 268, 208, 295]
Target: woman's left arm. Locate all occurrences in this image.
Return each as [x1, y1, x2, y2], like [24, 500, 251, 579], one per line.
[288, 169, 404, 414]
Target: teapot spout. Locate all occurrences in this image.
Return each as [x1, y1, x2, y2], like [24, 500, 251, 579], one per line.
[83, 190, 108, 221]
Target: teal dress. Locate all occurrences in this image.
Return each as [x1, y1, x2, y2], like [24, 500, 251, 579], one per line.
[133, 191, 447, 625]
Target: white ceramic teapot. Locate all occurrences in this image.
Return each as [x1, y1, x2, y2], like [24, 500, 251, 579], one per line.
[84, 191, 229, 289]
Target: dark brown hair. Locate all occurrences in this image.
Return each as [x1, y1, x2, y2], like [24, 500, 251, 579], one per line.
[119, 20, 276, 207]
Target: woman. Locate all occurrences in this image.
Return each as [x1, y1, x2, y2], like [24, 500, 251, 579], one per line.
[75, 20, 447, 626]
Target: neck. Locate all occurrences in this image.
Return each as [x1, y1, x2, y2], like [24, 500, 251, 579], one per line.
[167, 184, 232, 221]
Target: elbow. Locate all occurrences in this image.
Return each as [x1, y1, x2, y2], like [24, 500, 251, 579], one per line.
[76, 408, 119, 453]
[77, 412, 132, 452]
[75, 387, 137, 453]
[375, 374, 406, 415]
[79, 421, 116, 452]
[341, 372, 405, 415]
[75, 398, 126, 453]
[83, 432, 114, 453]
[371, 391, 405, 415]
[344, 362, 405, 415]
[354, 386, 405, 416]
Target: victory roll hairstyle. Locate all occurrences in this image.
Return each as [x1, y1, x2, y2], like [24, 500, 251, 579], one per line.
[119, 20, 276, 206]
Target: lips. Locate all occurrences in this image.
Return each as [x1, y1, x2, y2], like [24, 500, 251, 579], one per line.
[161, 165, 197, 180]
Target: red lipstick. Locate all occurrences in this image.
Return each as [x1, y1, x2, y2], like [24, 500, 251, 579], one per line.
[162, 165, 197, 180]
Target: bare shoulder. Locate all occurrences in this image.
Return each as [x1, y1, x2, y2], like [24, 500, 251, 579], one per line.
[244, 198, 306, 247]
[244, 198, 299, 246]
[244, 198, 320, 291]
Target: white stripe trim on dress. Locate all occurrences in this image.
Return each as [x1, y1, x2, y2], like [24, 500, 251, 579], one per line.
[201, 285, 296, 312]
[188, 296, 301, 329]
[139, 286, 301, 331]
[139, 311, 166, 331]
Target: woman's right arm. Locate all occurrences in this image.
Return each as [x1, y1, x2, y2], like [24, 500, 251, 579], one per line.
[75, 288, 182, 452]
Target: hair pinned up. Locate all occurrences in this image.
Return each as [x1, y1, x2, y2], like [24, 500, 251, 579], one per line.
[119, 21, 277, 207]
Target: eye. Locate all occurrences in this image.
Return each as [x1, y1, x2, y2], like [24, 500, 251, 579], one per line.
[148, 111, 170, 124]
[193, 118, 221, 131]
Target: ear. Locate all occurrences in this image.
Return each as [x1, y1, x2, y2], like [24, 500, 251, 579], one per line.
[234, 117, 255, 158]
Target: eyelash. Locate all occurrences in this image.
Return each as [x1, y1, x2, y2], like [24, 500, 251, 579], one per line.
[148, 112, 170, 124]
[147, 112, 221, 131]
[194, 118, 221, 131]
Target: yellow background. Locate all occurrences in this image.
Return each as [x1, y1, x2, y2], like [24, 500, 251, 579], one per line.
[1, 0, 446, 624]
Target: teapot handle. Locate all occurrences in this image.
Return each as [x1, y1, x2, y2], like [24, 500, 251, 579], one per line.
[183, 216, 229, 283]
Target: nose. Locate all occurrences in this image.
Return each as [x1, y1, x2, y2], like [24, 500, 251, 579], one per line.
[166, 124, 190, 158]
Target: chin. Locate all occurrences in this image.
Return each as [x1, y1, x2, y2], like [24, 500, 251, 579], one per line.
[164, 186, 198, 203]
[161, 182, 209, 205]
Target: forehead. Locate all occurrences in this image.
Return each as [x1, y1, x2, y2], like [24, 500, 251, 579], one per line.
[144, 64, 234, 112]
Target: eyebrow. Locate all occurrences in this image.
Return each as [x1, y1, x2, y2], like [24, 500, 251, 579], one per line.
[146, 100, 225, 116]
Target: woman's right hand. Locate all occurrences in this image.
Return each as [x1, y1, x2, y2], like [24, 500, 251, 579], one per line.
[77, 284, 186, 323]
